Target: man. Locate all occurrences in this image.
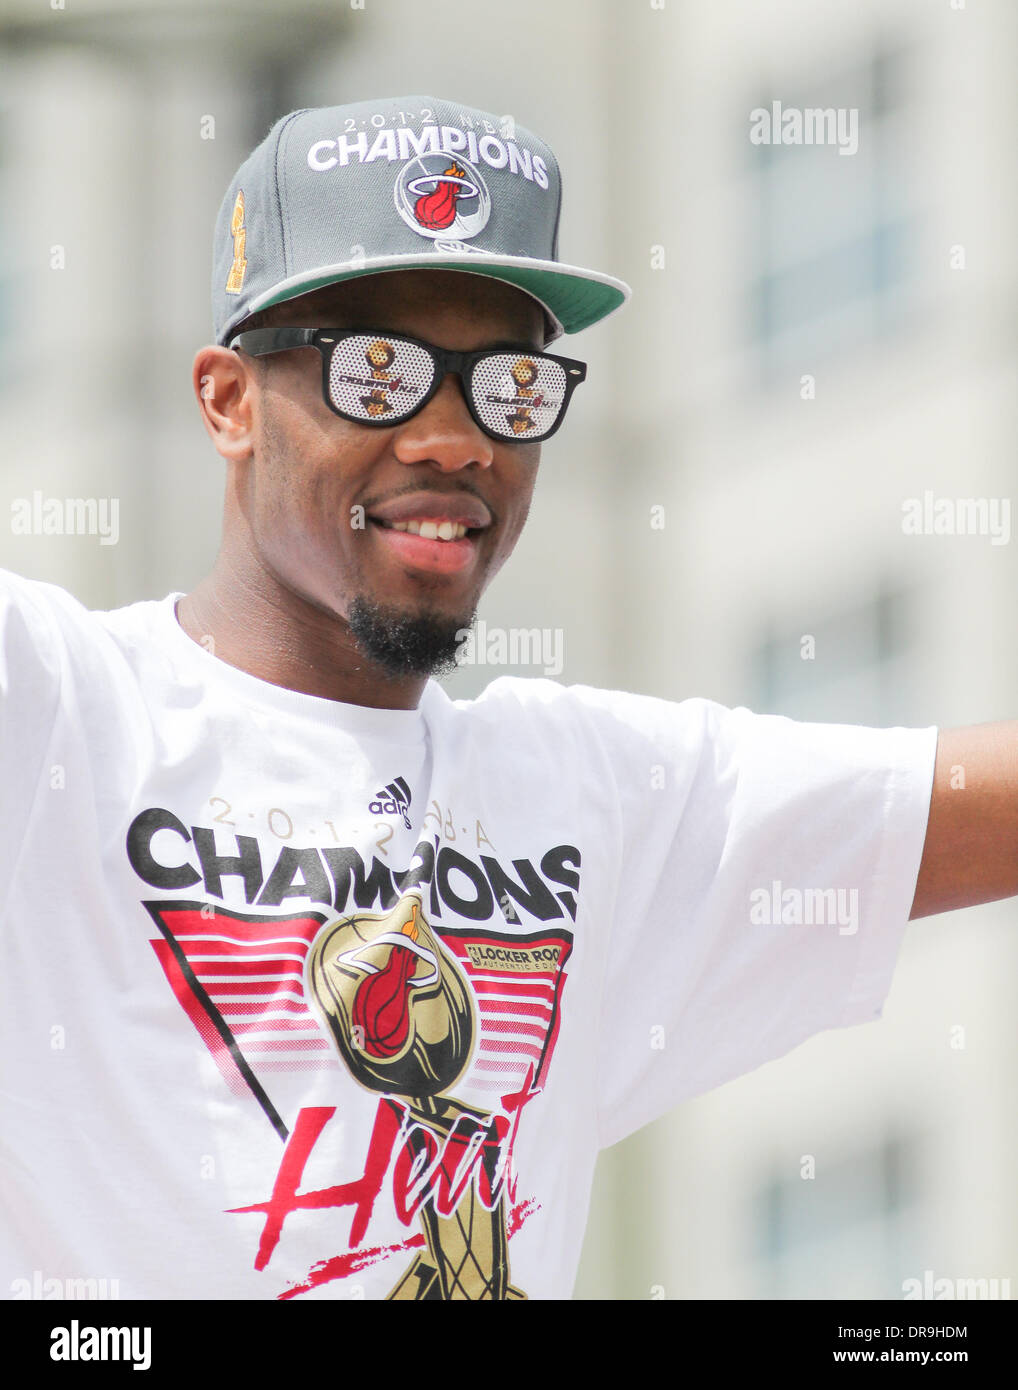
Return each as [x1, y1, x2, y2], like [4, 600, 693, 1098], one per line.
[0, 94, 1014, 1303]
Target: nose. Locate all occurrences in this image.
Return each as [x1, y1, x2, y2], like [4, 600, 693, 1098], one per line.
[391, 372, 495, 472]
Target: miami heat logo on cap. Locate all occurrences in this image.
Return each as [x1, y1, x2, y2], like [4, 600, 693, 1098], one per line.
[394, 152, 491, 241]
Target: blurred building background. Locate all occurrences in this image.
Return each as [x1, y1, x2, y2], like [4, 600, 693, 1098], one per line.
[1, 0, 1015, 1298]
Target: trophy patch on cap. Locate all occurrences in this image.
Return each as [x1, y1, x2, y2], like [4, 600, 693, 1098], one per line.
[394, 152, 491, 242]
[225, 190, 248, 294]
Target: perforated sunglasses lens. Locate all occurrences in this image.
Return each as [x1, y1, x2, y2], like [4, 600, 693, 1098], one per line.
[326, 334, 435, 422]
[469, 353, 569, 440]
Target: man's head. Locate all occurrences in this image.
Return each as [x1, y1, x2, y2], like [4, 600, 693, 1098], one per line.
[196, 96, 630, 685]
[194, 268, 547, 678]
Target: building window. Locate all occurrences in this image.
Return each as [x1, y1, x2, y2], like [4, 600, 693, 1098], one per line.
[753, 1131, 921, 1298]
[0, 98, 9, 377]
[749, 583, 914, 726]
[745, 45, 917, 383]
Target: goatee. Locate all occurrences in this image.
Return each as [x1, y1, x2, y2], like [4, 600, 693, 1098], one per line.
[346, 595, 475, 679]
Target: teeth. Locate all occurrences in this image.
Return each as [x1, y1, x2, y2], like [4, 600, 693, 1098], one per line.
[387, 519, 468, 540]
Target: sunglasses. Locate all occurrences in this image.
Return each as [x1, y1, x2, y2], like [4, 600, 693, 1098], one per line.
[228, 327, 587, 443]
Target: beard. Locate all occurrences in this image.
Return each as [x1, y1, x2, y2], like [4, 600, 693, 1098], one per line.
[346, 594, 476, 679]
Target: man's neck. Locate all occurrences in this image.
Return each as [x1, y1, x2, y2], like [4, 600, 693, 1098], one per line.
[174, 566, 428, 711]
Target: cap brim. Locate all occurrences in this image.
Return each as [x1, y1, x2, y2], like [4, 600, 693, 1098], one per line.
[229, 252, 630, 345]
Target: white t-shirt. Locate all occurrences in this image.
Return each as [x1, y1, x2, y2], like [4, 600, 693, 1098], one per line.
[0, 569, 938, 1301]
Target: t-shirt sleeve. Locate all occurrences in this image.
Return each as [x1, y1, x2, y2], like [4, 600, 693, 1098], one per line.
[0, 570, 65, 909]
[587, 690, 939, 1150]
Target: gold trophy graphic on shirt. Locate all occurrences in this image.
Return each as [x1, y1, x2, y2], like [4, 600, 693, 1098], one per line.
[306, 890, 527, 1300]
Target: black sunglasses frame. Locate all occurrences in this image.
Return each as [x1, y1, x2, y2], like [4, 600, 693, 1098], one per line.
[228, 327, 587, 443]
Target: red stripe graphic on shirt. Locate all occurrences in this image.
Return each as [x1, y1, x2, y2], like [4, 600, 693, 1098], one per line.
[423, 925, 573, 1096]
[145, 902, 573, 1120]
[145, 902, 333, 1137]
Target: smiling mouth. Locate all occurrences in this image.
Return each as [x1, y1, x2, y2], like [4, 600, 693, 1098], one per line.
[374, 518, 473, 541]
[367, 517, 484, 575]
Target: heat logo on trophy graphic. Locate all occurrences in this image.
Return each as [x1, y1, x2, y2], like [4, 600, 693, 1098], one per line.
[305, 891, 528, 1300]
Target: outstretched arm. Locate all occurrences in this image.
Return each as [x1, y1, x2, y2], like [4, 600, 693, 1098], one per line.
[910, 723, 1018, 919]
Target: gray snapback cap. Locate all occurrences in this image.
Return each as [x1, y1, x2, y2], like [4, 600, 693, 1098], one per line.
[211, 95, 631, 347]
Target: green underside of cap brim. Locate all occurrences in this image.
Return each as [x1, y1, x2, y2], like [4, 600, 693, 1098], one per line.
[254, 259, 627, 336]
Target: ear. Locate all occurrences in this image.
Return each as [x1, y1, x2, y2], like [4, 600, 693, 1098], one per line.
[192, 345, 258, 463]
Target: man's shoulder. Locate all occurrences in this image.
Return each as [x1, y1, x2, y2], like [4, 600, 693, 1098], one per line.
[0, 567, 88, 665]
[0, 565, 78, 621]
[0, 567, 180, 676]
[428, 672, 722, 743]
[1, 567, 171, 629]
[429, 673, 602, 722]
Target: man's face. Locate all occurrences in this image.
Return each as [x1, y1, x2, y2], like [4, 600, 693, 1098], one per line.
[233, 269, 547, 676]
